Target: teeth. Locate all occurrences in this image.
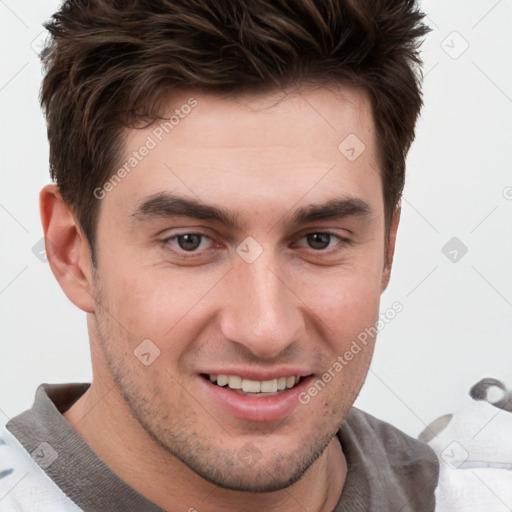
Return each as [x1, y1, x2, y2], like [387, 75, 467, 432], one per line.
[277, 377, 287, 390]
[261, 379, 278, 392]
[217, 375, 228, 387]
[242, 379, 261, 393]
[227, 375, 242, 389]
[208, 374, 301, 392]
[286, 376, 296, 388]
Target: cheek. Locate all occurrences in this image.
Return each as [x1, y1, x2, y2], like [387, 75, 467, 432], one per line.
[300, 274, 381, 405]
[100, 262, 224, 348]
[319, 294, 380, 362]
[294, 259, 383, 340]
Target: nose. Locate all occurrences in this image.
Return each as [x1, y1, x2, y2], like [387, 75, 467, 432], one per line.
[219, 250, 305, 359]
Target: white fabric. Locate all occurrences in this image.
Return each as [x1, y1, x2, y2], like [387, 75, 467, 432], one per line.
[0, 425, 82, 512]
[428, 396, 512, 512]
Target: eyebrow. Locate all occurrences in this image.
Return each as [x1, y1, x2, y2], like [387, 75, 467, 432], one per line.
[131, 192, 372, 230]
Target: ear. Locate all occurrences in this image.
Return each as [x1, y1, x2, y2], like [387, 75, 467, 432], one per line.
[40, 184, 96, 313]
[381, 206, 401, 293]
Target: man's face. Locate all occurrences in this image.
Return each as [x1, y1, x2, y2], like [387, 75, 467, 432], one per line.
[89, 85, 390, 491]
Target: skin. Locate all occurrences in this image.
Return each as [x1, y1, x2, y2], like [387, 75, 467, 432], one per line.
[41, 84, 400, 512]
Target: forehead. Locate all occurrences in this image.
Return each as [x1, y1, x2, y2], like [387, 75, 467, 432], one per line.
[151, 85, 376, 159]
[100, 85, 382, 225]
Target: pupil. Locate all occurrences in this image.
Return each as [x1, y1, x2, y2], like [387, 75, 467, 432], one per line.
[308, 233, 330, 250]
[178, 234, 201, 251]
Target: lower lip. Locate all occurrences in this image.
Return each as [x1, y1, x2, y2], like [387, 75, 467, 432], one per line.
[200, 376, 313, 422]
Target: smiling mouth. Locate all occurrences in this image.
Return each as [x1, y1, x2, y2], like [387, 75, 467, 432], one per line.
[201, 373, 304, 397]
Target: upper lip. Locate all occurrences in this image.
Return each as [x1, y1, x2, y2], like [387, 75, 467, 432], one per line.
[199, 368, 312, 381]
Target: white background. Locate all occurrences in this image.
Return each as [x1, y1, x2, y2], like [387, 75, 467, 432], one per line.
[1, 0, 511, 438]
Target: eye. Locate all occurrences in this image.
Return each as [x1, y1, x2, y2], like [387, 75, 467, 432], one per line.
[165, 233, 213, 252]
[305, 233, 331, 250]
[297, 232, 348, 251]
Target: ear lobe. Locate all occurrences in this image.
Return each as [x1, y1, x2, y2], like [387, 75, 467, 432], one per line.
[40, 184, 96, 313]
[381, 206, 401, 293]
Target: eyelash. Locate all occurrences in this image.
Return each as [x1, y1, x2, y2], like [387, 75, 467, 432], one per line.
[161, 231, 350, 257]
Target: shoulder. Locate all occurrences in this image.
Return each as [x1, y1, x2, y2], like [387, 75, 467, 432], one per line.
[337, 407, 439, 512]
[343, 406, 439, 469]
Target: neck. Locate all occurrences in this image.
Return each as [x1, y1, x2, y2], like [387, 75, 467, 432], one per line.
[63, 378, 347, 512]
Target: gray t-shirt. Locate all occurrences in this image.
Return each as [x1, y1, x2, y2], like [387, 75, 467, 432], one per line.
[0, 383, 439, 511]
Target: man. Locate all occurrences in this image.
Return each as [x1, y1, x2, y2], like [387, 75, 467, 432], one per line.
[0, 1, 440, 510]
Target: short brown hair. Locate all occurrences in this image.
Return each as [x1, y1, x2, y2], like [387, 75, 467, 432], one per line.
[41, 0, 429, 261]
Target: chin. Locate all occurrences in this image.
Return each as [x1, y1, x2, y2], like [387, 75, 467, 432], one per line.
[182, 448, 317, 493]
[144, 417, 340, 494]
